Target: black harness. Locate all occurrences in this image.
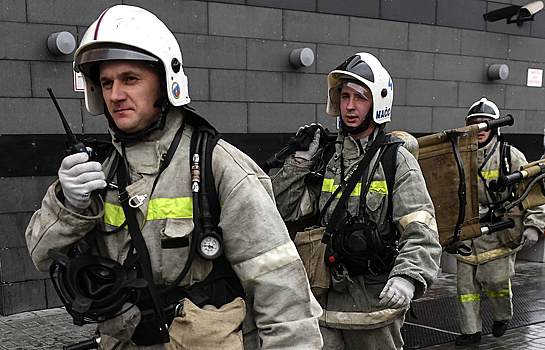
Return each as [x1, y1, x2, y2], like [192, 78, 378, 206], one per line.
[320, 131, 403, 277]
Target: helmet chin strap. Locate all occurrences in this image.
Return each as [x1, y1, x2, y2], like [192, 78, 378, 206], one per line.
[106, 95, 170, 143]
[341, 108, 373, 136]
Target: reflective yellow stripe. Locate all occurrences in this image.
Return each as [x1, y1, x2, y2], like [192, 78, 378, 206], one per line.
[103, 202, 126, 227]
[146, 197, 193, 220]
[322, 178, 387, 198]
[484, 281, 512, 298]
[457, 293, 481, 303]
[369, 180, 388, 194]
[103, 197, 193, 227]
[480, 170, 499, 180]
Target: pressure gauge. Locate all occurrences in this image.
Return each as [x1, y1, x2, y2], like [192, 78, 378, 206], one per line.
[198, 232, 224, 260]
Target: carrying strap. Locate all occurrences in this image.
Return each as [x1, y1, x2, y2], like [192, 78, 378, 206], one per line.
[114, 121, 186, 343]
[321, 131, 386, 244]
[117, 160, 170, 343]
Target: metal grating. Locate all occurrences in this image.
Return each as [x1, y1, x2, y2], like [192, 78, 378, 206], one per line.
[402, 281, 545, 349]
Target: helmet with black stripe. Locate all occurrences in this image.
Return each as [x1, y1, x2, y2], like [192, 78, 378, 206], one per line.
[327, 52, 394, 125]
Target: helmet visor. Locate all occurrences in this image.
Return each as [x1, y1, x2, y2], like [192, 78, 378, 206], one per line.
[467, 101, 496, 117]
[75, 46, 158, 77]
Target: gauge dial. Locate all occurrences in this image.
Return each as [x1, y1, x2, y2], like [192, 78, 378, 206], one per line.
[198, 233, 224, 260]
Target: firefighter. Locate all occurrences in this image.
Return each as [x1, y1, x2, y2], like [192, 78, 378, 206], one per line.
[272, 52, 442, 350]
[25, 5, 323, 349]
[455, 97, 545, 346]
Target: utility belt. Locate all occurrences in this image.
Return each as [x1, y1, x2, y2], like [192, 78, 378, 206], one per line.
[325, 216, 399, 277]
[132, 267, 244, 346]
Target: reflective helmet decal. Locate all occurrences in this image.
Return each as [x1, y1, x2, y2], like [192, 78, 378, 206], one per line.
[172, 82, 180, 99]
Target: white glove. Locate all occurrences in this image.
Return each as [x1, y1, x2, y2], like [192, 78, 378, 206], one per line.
[521, 227, 540, 249]
[379, 276, 415, 309]
[58, 152, 106, 212]
[295, 129, 321, 161]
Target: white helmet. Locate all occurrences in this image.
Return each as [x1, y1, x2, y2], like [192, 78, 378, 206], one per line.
[73, 5, 190, 116]
[326, 52, 393, 124]
[466, 97, 500, 121]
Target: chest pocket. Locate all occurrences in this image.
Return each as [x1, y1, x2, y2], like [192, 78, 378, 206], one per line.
[161, 218, 212, 285]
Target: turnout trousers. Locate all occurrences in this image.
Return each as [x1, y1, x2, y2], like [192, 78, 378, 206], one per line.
[456, 254, 515, 334]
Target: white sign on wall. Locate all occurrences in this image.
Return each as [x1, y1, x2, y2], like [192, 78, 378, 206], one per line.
[74, 71, 85, 92]
[527, 68, 543, 87]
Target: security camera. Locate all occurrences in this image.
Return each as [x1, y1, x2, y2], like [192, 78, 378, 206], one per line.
[483, 1, 543, 26]
[520, 1, 544, 17]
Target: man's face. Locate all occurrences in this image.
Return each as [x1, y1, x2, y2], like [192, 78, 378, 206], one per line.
[340, 82, 373, 130]
[99, 60, 163, 134]
[466, 116, 494, 144]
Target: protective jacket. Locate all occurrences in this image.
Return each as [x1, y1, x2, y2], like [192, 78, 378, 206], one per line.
[272, 129, 442, 330]
[26, 108, 323, 349]
[455, 134, 545, 265]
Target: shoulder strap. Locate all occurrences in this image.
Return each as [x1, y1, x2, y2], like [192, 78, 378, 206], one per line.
[322, 131, 386, 244]
[380, 140, 401, 216]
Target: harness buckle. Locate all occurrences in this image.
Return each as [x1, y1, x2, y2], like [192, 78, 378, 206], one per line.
[174, 302, 184, 318]
[129, 194, 148, 208]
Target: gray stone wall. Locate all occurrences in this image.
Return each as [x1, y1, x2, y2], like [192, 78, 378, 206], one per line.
[1, 0, 545, 314]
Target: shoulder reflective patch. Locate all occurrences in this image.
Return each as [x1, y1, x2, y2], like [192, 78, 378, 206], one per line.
[399, 210, 437, 232]
[103, 197, 193, 227]
[232, 242, 300, 282]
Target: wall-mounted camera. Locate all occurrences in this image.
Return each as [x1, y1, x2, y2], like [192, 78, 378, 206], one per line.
[483, 1, 544, 26]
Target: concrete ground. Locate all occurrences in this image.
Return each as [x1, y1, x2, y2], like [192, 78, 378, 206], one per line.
[0, 259, 544, 349]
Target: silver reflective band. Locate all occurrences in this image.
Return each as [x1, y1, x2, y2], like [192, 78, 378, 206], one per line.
[232, 242, 300, 282]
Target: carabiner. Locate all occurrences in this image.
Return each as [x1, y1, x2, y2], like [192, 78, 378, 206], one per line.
[129, 194, 148, 208]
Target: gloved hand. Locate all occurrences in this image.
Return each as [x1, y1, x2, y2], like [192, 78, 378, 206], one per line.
[58, 152, 106, 212]
[379, 276, 415, 309]
[521, 227, 541, 249]
[294, 126, 321, 161]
